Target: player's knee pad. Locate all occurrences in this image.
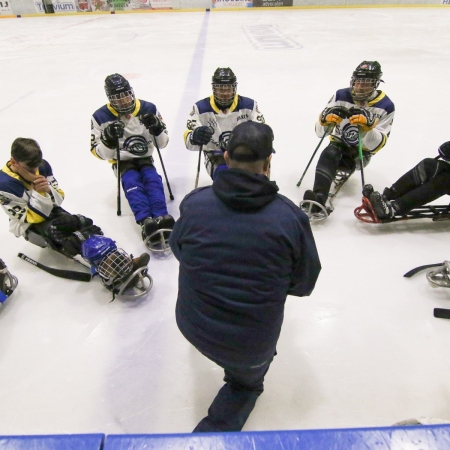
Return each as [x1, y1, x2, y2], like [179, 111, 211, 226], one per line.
[0, 259, 18, 303]
[416, 158, 442, 184]
[320, 144, 343, 164]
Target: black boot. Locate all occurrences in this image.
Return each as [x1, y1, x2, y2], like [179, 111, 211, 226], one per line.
[154, 214, 175, 230]
[303, 190, 326, 213]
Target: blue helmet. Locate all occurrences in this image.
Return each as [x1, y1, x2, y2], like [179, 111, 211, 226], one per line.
[82, 235, 117, 266]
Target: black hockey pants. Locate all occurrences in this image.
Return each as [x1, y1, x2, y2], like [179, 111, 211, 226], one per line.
[389, 158, 450, 215]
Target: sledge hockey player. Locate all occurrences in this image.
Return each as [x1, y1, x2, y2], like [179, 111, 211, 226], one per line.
[91, 73, 174, 249]
[363, 141, 450, 222]
[184, 67, 266, 180]
[302, 61, 395, 215]
[0, 259, 18, 304]
[0, 137, 151, 298]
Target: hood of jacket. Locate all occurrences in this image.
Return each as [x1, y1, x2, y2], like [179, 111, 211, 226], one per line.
[212, 168, 279, 211]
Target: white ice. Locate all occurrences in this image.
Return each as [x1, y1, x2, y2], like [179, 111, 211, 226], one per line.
[1, 6, 450, 435]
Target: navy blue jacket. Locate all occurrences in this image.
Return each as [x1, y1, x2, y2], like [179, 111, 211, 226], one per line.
[169, 169, 321, 367]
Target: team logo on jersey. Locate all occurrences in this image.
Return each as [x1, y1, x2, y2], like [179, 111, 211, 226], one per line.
[219, 131, 232, 152]
[124, 135, 148, 156]
[341, 124, 359, 147]
[187, 119, 197, 131]
[0, 194, 11, 206]
[237, 114, 248, 121]
[207, 118, 217, 129]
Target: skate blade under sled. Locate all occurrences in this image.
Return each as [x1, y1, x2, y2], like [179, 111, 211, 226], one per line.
[427, 261, 450, 289]
[354, 196, 450, 224]
[143, 228, 172, 253]
[300, 169, 353, 222]
[100, 265, 153, 300]
[299, 200, 329, 222]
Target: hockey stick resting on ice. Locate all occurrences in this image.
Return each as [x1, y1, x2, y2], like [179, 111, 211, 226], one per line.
[17, 253, 92, 282]
[403, 263, 444, 278]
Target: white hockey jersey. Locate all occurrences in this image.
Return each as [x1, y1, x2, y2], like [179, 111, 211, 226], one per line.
[184, 95, 265, 158]
[316, 88, 395, 154]
[0, 160, 65, 237]
[91, 99, 169, 163]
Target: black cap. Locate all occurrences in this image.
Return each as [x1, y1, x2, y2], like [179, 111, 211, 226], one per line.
[227, 121, 275, 162]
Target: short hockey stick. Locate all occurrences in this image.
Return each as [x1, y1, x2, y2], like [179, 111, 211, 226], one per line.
[296, 130, 330, 188]
[17, 253, 92, 282]
[403, 263, 444, 278]
[195, 144, 203, 189]
[153, 135, 174, 200]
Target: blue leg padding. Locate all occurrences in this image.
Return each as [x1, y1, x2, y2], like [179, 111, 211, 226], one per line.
[122, 167, 167, 223]
[140, 165, 168, 218]
[0, 291, 8, 303]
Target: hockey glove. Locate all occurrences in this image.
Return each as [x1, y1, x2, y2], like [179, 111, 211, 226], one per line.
[140, 113, 165, 136]
[319, 106, 348, 126]
[348, 107, 378, 131]
[190, 126, 214, 146]
[438, 141, 450, 161]
[47, 215, 95, 243]
[101, 121, 125, 148]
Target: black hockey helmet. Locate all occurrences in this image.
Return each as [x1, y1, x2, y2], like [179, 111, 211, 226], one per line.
[350, 61, 383, 101]
[212, 67, 237, 109]
[104, 74, 136, 114]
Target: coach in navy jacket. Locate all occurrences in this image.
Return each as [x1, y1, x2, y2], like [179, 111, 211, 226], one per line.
[170, 121, 321, 433]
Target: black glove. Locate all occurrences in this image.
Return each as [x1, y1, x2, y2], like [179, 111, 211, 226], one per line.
[101, 121, 125, 148]
[438, 141, 450, 161]
[348, 107, 378, 131]
[319, 106, 348, 126]
[190, 126, 214, 146]
[140, 113, 165, 136]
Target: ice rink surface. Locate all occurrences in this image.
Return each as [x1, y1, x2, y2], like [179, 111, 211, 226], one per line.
[1, 6, 450, 435]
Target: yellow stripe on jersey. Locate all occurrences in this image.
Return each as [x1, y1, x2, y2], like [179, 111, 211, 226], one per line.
[107, 99, 141, 117]
[370, 133, 387, 154]
[368, 91, 385, 106]
[26, 209, 47, 225]
[210, 95, 238, 114]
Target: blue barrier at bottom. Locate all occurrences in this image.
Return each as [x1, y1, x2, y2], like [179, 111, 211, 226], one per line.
[103, 424, 450, 450]
[0, 434, 104, 450]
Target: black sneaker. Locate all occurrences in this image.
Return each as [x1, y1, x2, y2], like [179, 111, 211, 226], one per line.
[369, 191, 394, 220]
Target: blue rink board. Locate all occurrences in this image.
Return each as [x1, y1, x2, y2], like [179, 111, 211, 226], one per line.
[0, 434, 104, 450]
[104, 424, 450, 450]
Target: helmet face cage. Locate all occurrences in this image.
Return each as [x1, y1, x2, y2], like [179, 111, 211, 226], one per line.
[97, 248, 133, 285]
[107, 89, 136, 114]
[350, 76, 379, 101]
[350, 61, 382, 102]
[212, 83, 237, 109]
